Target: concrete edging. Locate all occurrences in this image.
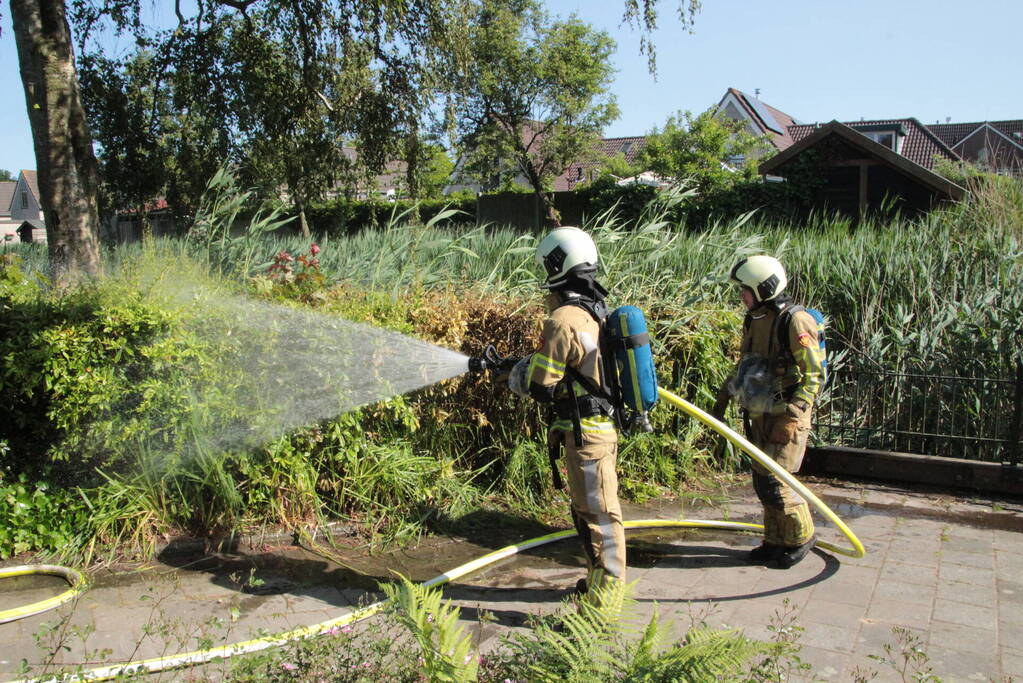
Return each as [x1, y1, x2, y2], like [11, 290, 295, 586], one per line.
[805, 445, 1023, 497]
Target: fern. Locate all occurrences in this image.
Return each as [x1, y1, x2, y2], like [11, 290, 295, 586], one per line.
[484, 579, 772, 683]
[382, 576, 478, 683]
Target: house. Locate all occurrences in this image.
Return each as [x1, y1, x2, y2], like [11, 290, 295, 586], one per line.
[715, 87, 804, 156]
[758, 120, 965, 219]
[719, 87, 1023, 178]
[0, 181, 17, 242]
[555, 136, 648, 191]
[110, 198, 178, 243]
[928, 120, 1023, 175]
[4, 170, 47, 244]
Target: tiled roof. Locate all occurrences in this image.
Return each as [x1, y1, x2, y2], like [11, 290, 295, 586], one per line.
[722, 88, 801, 151]
[0, 181, 15, 216]
[21, 170, 39, 202]
[788, 119, 959, 169]
[928, 120, 1023, 149]
[594, 136, 647, 165]
[555, 136, 649, 192]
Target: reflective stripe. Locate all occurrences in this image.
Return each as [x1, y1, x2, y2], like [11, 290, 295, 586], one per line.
[528, 353, 565, 381]
[582, 460, 623, 578]
[579, 417, 615, 433]
[552, 418, 615, 434]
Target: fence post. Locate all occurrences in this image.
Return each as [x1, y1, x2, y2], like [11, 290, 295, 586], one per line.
[1008, 361, 1023, 467]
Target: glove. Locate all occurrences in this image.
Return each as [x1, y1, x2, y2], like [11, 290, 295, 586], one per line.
[769, 417, 799, 444]
[507, 357, 531, 398]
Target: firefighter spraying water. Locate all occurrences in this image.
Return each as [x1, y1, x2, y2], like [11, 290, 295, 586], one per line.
[468, 226, 658, 596]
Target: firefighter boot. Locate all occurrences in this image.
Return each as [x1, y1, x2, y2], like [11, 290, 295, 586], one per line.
[749, 506, 784, 564]
[776, 504, 816, 569]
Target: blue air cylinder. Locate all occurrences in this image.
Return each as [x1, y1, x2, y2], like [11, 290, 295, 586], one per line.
[606, 305, 658, 430]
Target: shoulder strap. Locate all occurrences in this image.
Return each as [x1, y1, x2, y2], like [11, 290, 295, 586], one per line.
[774, 303, 804, 352]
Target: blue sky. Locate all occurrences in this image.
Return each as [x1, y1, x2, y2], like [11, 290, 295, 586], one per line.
[2, 0, 1021, 173]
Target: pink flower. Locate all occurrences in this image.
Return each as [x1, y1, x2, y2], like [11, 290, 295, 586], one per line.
[281, 662, 297, 671]
[341, 625, 354, 634]
[310, 243, 321, 256]
[325, 626, 340, 636]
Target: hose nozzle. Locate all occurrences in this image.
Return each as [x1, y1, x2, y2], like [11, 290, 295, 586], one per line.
[468, 344, 518, 374]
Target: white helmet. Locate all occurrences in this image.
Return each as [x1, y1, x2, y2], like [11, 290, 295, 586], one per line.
[730, 254, 787, 302]
[536, 226, 598, 288]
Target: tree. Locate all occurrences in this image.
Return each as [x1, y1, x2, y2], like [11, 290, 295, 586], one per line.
[637, 109, 771, 194]
[11, 0, 101, 280]
[445, 0, 618, 225]
[621, 0, 703, 76]
[0, 170, 13, 181]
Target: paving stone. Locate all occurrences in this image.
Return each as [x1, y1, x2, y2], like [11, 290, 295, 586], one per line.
[936, 578, 996, 606]
[928, 620, 997, 655]
[866, 598, 933, 629]
[942, 535, 996, 555]
[932, 598, 997, 629]
[798, 598, 866, 629]
[938, 562, 995, 586]
[1002, 647, 1023, 678]
[787, 644, 849, 680]
[880, 561, 939, 587]
[1000, 603, 1023, 627]
[927, 647, 999, 681]
[795, 622, 860, 654]
[939, 548, 995, 571]
[872, 578, 935, 606]
[819, 579, 877, 607]
[1000, 620, 1023, 645]
[855, 620, 927, 658]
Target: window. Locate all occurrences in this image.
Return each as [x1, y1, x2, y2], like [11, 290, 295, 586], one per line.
[20, 192, 28, 210]
[864, 131, 895, 149]
[576, 167, 584, 180]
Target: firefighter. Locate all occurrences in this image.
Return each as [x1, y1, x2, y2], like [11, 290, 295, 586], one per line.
[711, 255, 824, 568]
[507, 226, 625, 593]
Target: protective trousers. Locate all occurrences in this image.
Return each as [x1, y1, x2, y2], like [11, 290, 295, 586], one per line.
[559, 430, 627, 586]
[748, 412, 815, 547]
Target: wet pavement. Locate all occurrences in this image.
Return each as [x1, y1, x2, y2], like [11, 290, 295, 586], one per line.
[1, 478, 1021, 682]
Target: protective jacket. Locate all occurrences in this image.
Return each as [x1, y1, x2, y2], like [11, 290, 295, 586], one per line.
[735, 299, 824, 548]
[738, 302, 826, 417]
[522, 292, 625, 584]
[525, 293, 618, 445]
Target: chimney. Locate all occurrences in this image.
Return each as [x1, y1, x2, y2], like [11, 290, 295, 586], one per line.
[946, 117, 951, 123]
[754, 88, 761, 98]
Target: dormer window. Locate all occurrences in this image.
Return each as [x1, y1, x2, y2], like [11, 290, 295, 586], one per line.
[20, 192, 28, 210]
[857, 124, 907, 155]
[864, 131, 896, 149]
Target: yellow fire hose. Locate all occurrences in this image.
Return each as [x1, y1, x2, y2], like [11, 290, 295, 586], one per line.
[0, 387, 863, 682]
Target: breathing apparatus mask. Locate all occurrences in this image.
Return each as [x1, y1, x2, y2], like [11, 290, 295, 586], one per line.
[728, 353, 777, 414]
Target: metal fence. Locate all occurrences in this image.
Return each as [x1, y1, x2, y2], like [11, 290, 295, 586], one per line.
[813, 361, 1023, 464]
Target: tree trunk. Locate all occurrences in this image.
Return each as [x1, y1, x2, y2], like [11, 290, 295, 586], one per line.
[297, 202, 311, 238]
[11, 0, 102, 282]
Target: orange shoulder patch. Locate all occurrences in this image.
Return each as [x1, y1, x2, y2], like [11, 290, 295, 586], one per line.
[797, 332, 813, 348]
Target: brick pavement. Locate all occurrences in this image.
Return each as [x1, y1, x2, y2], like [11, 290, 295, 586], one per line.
[1, 480, 1020, 682]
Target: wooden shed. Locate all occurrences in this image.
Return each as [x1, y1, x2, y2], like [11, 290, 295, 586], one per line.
[759, 120, 966, 220]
